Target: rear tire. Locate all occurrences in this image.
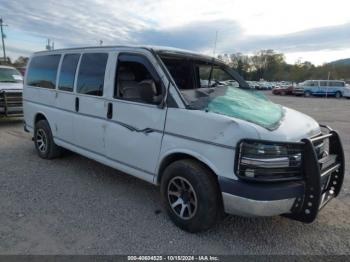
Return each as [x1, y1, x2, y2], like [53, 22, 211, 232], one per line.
[34, 120, 62, 159]
[160, 159, 222, 233]
[335, 91, 342, 98]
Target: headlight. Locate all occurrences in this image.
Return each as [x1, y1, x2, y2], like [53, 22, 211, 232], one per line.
[236, 140, 303, 182]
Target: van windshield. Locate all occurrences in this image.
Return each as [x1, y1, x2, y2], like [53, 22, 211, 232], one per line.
[160, 55, 284, 130]
[0, 68, 23, 83]
[183, 85, 283, 130]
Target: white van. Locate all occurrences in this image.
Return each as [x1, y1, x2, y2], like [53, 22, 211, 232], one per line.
[23, 46, 345, 232]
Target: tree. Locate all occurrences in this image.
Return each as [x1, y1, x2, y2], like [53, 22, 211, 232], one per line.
[218, 49, 350, 83]
[13, 56, 29, 67]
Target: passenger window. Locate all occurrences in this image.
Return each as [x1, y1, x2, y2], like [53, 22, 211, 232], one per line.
[197, 64, 238, 88]
[198, 65, 211, 87]
[26, 55, 61, 89]
[58, 54, 80, 92]
[77, 53, 108, 96]
[115, 54, 163, 105]
[309, 81, 318, 86]
[320, 81, 328, 87]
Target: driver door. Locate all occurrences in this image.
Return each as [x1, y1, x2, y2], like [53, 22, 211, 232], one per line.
[105, 52, 166, 179]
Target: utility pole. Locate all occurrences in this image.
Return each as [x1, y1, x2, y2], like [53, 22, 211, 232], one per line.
[213, 30, 218, 57]
[326, 71, 330, 99]
[0, 17, 7, 63]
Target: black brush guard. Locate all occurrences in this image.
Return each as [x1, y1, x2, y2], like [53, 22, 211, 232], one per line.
[0, 89, 23, 117]
[286, 125, 345, 223]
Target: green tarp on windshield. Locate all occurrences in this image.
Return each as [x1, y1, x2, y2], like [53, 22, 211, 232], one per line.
[206, 87, 283, 130]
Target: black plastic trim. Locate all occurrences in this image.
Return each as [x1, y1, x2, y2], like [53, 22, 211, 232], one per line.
[218, 176, 304, 201]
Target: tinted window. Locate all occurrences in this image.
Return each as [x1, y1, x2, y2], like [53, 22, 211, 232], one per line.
[304, 80, 316, 86]
[26, 55, 61, 89]
[77, 53, 108, 96]
[58, 54, 80, 92]
[115, 54, 162, 104]
[329, 81, 344, 87]
[320, 81, 328, 86]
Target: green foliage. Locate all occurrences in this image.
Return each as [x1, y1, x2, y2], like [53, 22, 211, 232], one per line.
[219, 50, 350, 83]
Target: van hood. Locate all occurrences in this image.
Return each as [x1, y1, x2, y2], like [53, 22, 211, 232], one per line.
[250, 106, 321, 142]
[203, 87, 320, 142]
[0, 82, 23, 91]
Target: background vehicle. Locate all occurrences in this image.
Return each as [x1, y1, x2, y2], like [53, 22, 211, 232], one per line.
[297, 80, 346, 98]
[0, 65, 24, 117]
[23, 46, 344, 232]
[272, 84, 294, 95]
[343, 85, 350, 99]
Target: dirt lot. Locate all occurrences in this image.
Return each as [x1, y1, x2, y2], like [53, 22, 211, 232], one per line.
[0, 93, 349, 255]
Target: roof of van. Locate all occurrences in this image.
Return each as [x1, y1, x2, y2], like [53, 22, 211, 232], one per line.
[33, 45, 218, 62]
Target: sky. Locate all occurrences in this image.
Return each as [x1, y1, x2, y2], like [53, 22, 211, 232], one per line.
[1, 0, 350, 65]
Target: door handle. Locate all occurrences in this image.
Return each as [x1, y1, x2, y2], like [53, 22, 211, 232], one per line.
[107, 102, 113, 119]
[75, 97, 79, 112]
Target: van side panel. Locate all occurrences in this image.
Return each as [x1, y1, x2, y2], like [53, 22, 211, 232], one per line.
[23, 86, 57, 133]
[156, 108, 259, 182]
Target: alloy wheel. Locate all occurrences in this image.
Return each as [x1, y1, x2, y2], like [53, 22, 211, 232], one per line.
[167, 176, 198, 220]
[36, 129, 48, 153]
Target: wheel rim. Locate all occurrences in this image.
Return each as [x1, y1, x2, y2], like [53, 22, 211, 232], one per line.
[36, 129, 48, 153]
[167, 176, 198, 220]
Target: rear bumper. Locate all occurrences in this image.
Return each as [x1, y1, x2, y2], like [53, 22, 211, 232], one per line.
[219, 125, 345, 221]
[293, 90, 304, 95]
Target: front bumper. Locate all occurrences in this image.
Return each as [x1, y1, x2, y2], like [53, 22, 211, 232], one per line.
[0, 89, 23, 117]
[219, 178, 304, 216]
[220, 125, 345, 222]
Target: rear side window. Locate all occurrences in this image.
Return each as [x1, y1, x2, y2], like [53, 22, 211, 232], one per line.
[26, 55, 61, 89]
[77, 53, 108, 96]
[320, 81, 328, 86]
[329, 81, 344, 87]
[58, 54, 80, 92]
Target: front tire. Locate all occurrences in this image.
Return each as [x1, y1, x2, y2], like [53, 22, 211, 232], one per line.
[304, 91, 311, 97]
[160, 159, 222, 233]
[34, 120, 62, 159]
[335, 91, 342, 98]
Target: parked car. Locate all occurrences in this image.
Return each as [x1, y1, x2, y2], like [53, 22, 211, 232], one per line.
[23, 46, 344, 232]
[294, 80, 346, 98]
[343, 85, 350, 99]
[272, 85, 294, 95]
[0, 65, 24, 117]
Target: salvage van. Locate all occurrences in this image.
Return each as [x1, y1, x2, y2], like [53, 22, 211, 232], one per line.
[23, 46, 345, 232]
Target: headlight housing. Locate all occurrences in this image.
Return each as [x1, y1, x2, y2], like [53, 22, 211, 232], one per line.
[235, 140, 303, 182]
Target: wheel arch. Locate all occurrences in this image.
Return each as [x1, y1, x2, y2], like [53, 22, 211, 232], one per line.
[33, 112, 54, 133]
[34, 112, 48, 125]
[155, 150, 220, 185]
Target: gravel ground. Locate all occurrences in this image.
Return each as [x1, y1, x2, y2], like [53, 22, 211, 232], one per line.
[0, 93, 349, 255]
